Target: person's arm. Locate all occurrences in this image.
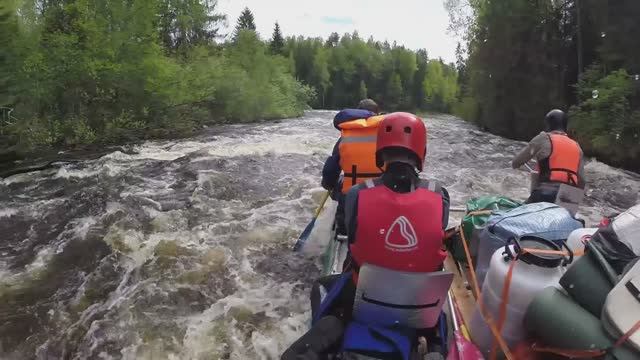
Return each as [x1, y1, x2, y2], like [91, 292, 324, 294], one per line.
[511, 133, 546, 169]
[321, 140, 341, 191]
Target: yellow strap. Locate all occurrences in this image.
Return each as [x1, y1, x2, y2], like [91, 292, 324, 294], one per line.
[314, 191, 331, 217]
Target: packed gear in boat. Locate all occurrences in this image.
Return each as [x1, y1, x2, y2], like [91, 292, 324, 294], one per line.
[450, 196, 521, 264]
[287, 110, 639, 360]
[287, 197, 640, 360]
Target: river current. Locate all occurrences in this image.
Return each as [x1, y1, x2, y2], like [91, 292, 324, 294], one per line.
[0, 111, 638, 359]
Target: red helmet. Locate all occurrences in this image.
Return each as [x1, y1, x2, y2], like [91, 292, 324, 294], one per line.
[375, 112, 427, 171]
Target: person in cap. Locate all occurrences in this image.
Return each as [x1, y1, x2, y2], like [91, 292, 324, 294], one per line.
[512, 109, 586, 203]
[321, 99, 383, 234]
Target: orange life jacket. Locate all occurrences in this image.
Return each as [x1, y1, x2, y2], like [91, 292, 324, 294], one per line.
[338, 115, 385, 194]
[538, 133, 582, 187]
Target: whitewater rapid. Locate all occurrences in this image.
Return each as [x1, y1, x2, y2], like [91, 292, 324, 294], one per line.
[0, 111, 637, 359]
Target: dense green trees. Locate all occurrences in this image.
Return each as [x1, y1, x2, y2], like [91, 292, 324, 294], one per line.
[448, 0, 640, 170]
[0, 2, 312, 149]
[1, 1, 462, 152]
[285, 33, 459, 112]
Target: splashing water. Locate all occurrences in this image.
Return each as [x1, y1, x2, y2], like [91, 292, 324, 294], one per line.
[0, 111, 637, 359]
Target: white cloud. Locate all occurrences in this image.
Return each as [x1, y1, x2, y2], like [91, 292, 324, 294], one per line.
[217, 0, 459, 62]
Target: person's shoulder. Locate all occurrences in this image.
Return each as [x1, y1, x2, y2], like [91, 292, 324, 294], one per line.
[417, 179, 445, 194]
[532, 131, 548, 141]
[333, 109, 376, 129]
[347, 179, 385, 198]
[529, 132, 550, 145]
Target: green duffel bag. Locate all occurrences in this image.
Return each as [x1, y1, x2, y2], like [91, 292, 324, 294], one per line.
[525, 287, 639, 360]
[450, 195, 521, 263]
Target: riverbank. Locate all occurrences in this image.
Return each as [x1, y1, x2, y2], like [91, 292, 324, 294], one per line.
[0, 109, 309, 178]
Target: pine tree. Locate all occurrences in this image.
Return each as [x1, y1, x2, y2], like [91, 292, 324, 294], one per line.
[325, 32, 340, 47]
[233, 7, 256, 41]
[269, 22, 284, 55]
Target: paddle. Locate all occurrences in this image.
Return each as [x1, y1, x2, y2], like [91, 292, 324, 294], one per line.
[293, 190, 331, 252]
[523, 163, 537, 174]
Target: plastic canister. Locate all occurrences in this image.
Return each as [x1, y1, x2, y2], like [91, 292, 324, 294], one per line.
[469, 235, 572, 355]
[565, 227, 598, 265]
[474, 203, 582, 287]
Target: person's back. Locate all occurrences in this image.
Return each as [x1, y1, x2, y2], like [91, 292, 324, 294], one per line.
[321, 99, 382, 234]
[512, 109, 585, 203]
[283, 112, 450, 360]
[345, 112, 449, 277]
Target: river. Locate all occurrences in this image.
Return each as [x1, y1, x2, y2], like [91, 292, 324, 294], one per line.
[0, 111, 638, 359]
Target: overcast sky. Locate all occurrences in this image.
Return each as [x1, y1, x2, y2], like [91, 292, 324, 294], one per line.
[217, 0, 459, 63]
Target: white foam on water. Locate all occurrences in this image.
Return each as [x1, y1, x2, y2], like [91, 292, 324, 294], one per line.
[55, 166, 100, 179]
[131, 140, 212, 161]
[2, 111, 639, 359]
[203, 135, 332, 158]
[0, 245, 55, 292]
[180, 279, 309, 360]
[0, 207, 18, 218]
[2, 170, 49, 185]
[71, 216, 99, 240]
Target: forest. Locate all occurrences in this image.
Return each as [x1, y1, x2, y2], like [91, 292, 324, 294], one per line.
[2, 0, 638, 171]
[283, 33, 458, 112]
[447, 0, 640, 170]
[0, 2, 457, 151]
[0, 2, 315, 149]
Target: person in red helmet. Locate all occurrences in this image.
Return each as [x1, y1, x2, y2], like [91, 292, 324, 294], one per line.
[344, 112, 450, 276]
[282, 112, 450, 360]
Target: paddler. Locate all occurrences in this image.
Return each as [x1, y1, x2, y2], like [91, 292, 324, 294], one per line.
[511, 109, 586, 203]
[282, 112, 450, 360]
[344, 111, 450, 275]
[321, 99, 382, 235]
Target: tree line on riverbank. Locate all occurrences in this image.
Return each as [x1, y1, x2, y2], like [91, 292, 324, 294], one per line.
[0, 2, 459, 151]
[282, 32, 458, 113]
[0, 2, 312, 149]
[447, 0, 640, 171]
[2, 0, 638, 172]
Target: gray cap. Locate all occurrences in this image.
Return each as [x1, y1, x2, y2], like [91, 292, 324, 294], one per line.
[357, 99, 379, 113]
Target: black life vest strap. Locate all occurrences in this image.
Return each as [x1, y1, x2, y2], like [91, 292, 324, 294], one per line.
[549, 167, 579, 186]
[344, 164, 382, 185]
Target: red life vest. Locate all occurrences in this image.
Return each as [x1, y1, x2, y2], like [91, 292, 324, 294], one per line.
[349, 180, 446, 278]
[538, 133, 582, 187]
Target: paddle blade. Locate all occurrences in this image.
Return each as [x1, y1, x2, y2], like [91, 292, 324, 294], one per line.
[293, 218, 317, 252]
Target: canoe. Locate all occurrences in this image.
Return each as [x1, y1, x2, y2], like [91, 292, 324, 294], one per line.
[287, 197, 640, 360]
[309, 219, 479, 360]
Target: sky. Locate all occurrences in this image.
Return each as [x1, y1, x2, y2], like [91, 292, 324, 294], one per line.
[217, 0, 459, 63]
